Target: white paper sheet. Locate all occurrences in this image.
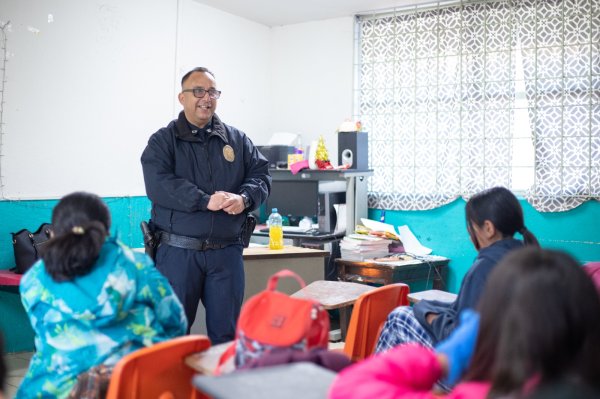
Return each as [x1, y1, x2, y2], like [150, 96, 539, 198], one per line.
[334, 203, 347, 234]
[267, 132, 300, 146]
[360, 218, 400, 239]
[397, 225, 432, 255]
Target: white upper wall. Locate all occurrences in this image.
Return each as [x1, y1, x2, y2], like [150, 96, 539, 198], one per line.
[175, 2, 271, 144]
[1, 0, 177, 198]
[0, 1, 353, 198]
[269, 17, 354, 165]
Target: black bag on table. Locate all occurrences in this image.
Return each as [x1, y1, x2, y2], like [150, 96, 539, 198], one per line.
[11, 223, 53, 274]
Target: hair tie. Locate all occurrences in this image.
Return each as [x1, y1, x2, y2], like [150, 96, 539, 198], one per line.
[72, 226, 85, 235]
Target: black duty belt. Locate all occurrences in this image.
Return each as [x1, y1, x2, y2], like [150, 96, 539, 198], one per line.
[160, 232, 230, 251]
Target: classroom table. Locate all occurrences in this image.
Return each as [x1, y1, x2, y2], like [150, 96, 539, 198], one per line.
[335, 254, 450, 290]
[192, 362, 336, 399]
[191, 245, 329, 335]
[185, 341, 234, 375]
[291, 280, 375, 340]
[407, 289, 457, 304]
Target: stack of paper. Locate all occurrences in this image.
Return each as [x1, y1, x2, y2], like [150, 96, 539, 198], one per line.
[361, 218, 432, 256]
[340, 234, 392, 261]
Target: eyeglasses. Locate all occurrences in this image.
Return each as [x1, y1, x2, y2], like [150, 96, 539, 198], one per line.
[182, 87, 222, 99]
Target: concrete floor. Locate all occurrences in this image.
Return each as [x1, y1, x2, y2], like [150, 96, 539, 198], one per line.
[4, 351, 33, 399]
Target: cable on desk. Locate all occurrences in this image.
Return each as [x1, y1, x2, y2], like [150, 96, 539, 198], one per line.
[403, 253, 447, 291]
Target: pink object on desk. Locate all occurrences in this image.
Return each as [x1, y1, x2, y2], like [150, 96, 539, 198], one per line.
[290, 159, 309, 175]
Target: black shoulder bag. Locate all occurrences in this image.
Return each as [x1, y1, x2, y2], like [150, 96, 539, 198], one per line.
[11, 223, 53, 274]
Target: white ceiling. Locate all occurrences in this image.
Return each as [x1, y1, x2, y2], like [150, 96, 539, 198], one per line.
[193, 0, 434, 27]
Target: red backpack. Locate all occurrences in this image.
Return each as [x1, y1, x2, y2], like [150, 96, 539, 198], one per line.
[219, 269, 330, 370]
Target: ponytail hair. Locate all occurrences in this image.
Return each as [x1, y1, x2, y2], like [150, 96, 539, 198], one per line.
[518, 225, 540, 247]
[465, 186, 540, 249]
[41, 192, 111, 281]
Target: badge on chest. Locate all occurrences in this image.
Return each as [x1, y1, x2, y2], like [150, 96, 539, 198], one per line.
[223, 145, 235, 162]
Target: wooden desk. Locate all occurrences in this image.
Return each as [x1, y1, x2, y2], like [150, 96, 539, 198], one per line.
[185, 341, 233, 375]
[242, 246, 329, 300]
[291, 280, 375, 339]
[408, 289, 457, 304]
[191, 246, 329, 335]
[336, 255, 450, 290]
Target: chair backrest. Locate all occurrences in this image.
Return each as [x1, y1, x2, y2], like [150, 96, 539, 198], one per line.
[583, 262, 600, 293]
[343, 283, 409, 361]
[105, 335, 211, 399]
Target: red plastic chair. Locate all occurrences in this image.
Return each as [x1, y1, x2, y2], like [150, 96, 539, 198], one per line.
[105, 335, 211, 399]
[343, 283, 409, 361]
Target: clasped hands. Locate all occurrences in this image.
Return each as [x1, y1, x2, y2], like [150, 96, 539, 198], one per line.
[207, 191, 245, 215]
[206, 191, 246, 215]
[207, 191, 246, 215]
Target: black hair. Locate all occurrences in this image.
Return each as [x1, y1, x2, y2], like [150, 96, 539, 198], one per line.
[41, 192, 111, 282]
[464, 247, 600, 397]
[0, 333, 5, 395]
[465, 186, 539, 250]
[181, 67, 215, 87]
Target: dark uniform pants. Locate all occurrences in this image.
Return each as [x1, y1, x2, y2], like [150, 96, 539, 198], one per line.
[155, 243, 244, 344]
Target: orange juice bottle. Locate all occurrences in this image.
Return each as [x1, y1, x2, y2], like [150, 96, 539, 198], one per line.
[268, 208, 284, 250]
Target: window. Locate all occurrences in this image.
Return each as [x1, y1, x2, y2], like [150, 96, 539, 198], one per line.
[355, 0, 599, 212]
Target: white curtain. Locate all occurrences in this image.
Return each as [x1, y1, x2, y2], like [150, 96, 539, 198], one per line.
[357, 0, 599, 212]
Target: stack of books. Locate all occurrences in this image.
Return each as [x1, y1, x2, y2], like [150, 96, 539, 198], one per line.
[340, 234, 392, 261]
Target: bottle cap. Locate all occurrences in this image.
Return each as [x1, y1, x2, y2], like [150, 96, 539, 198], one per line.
[272, 208, 278, 213]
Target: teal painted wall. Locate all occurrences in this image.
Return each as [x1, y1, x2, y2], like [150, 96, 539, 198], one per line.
[369, 198, 600, 294]
[2, 195, 599, 352]
[0, 196, 151, 352]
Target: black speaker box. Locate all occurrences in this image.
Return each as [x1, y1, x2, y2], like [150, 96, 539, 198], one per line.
[337, 131, 368, 170]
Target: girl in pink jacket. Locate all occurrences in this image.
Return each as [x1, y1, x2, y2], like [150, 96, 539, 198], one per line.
[329, 247, 600, 399]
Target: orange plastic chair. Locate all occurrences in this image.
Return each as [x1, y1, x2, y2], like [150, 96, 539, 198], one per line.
[343, 283, 409, 361]
[105, 335, 211, 399]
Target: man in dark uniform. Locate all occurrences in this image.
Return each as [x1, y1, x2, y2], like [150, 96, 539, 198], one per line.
[141, 67, 271, 344]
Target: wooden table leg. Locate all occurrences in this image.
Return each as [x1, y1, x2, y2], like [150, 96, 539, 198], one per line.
[339, 306, 351, 341]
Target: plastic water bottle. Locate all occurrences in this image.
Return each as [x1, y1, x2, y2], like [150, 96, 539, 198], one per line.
[268, 208, 284, 250]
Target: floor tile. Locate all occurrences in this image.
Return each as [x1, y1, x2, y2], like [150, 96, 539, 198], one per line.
[5, 375, 21, 399]
[4, 351, 33, 398]
[5, 354, 31, 377]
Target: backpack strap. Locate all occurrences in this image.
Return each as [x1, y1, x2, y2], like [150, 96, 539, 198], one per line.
[214, 341, 236, 376]
[266, 269, 306, 291]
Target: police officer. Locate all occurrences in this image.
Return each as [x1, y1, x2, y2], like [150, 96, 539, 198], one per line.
[141, 67, 271, 344]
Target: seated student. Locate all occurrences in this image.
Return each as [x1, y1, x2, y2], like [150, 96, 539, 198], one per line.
[376, 186, 539, 355]
[15, 192, 187, 399]
[328, 247, 600, 399]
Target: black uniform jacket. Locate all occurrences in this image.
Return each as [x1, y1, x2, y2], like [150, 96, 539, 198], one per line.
[141, 112, 271, 244]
